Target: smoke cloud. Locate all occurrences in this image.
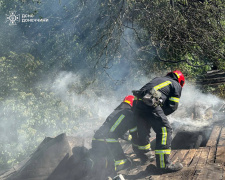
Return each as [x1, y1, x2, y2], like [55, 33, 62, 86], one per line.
[169, 82, 225, 131]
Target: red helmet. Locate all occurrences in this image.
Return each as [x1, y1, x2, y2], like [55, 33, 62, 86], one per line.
[168, 70, 185, 87]
[123, 95, 134, 107]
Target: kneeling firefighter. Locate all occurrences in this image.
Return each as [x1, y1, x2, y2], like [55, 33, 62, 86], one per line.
[90, 95, 138, 178]
[132, 70, 185, 172]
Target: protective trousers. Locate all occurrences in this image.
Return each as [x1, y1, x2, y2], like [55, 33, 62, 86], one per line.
[134, 106, 173, 168]
[91, 139, 130, 172]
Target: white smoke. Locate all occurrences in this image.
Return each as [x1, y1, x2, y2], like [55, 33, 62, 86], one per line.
[49, 72, 225, 135]
[50, 71, 117, 118]
[48, 70, 151, 136]
[180, 83, 222, 107]
[168, 82, 225, 131]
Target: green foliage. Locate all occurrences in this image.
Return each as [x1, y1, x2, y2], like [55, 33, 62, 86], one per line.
[90, 0, 225, 71]
[0, 53, 95, 170]
[0, 52, 42, 97]
[0, 94, 78, 169]
[201, 84, 225, 100]
[218, 84, 225, 99]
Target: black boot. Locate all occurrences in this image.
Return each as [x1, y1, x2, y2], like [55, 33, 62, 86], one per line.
[140, 152, 155, 165]
[165, 162, 183, 172]
[137, 151, 155, 165]
[115, 158, 132, 171]
[156, 153, 183, 172]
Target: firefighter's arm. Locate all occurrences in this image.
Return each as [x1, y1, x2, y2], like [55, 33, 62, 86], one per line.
[163, 81, 182, 115]
[162, 97, 179, 116]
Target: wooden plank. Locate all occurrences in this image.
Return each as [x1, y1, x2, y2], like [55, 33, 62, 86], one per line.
[157, 166, 216, 180]
[218, 127, 225, 146]
[155, 149, 202, 180]
[171, 149, 189, 163]
[144, 150, 178, 180]
[223, 167, 225, 180]
[206, 126, 222, 147]
[196, 147, 210, 166]
[160, 166, 198, 180]
[151, 169, 185, 180]
[180, 148, 202, 180]
[189, 148, 202, 167]
[182, 149, 197, 167]
[192, 147, 210, 180]
[134, 150, 178, 180]
[215, 146, 225, 164]
[195, 164, 223, 180]
[153, 174, 183, 180]
[157, 150, 189, 179]
[170, 150, 178, 160]
[207, 147, 217, 164]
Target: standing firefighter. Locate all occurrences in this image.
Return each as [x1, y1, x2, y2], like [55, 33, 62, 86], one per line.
[132, 70, 185, 172]
[90, 95, 137, 178]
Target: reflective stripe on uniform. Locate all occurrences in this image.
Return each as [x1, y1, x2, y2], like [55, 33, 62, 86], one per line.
[89, 158, 94, 169]
[133, 143, 150, 150]
[161, 127, 167, 145]
[92, 138, 118, 143]
[155, 149, 171, 154]
[169, 97, 179, 103]
[129, 126, 137, 132]
[155, 149, 171, 168]
[110, 114, 125, 132]
[128, 134, 132, 141]
[160, 153, 165, 168]
[105, 157, 108, 168]
[154, 81, 171, 91]
[114, 159, 127, 171]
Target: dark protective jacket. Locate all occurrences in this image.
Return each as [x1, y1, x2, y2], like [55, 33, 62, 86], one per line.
[93, 102, 136, 139]
[134, 75, 182, 115]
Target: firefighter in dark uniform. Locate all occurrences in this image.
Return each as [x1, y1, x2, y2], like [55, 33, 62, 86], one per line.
[132, 70, 185, 172]
[91, 95, 137, 176]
